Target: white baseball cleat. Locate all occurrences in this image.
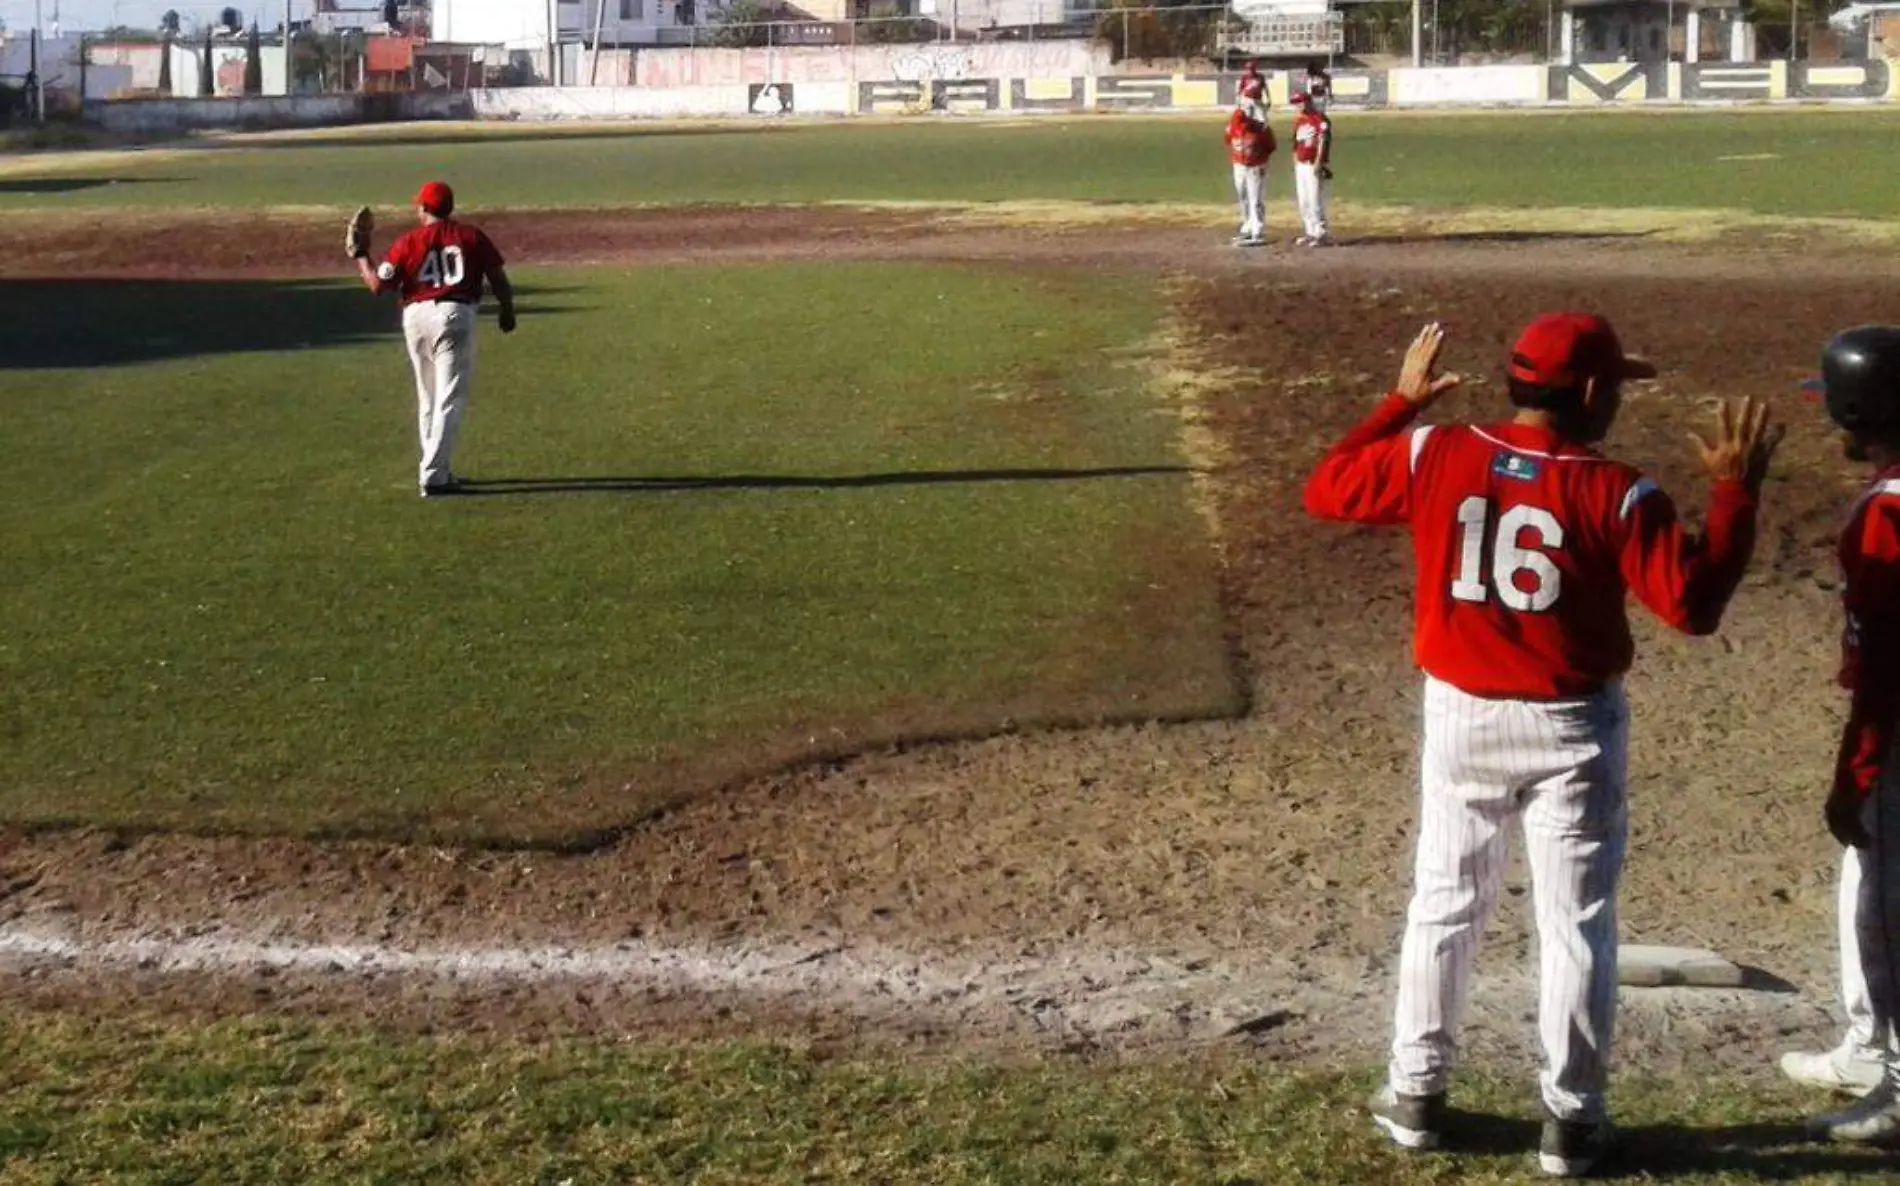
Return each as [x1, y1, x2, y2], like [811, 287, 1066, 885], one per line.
[1780, 1046, 1886, 1096]
[1808, 1075, 1900, 1144]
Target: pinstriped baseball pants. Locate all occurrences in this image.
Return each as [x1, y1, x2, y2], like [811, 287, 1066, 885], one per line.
[1388, 676, 1630, 1123]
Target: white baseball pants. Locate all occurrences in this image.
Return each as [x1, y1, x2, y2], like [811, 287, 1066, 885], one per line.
[402, 300, 477, 491]
[1294, 161, 1330, 240]
[1856, 775, 1900, 1082]
[1835, 846, 1883, 1060]
[1388, 676, 1629, 1123]
[1231, 163, 1265, 239]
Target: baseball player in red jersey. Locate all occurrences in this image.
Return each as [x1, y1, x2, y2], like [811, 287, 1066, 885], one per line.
[1303, 57, 1333, 110]
[1797, 327, 1900, 1144]
[1240, 58, 1262, 96]
[1225, 79, 1274, 247]
[1289, 90, 1333, 247]
[351, 180, 517, 497]
[1304, 317, 1781, 1177]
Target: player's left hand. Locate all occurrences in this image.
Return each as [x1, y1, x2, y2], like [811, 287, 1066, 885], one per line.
[345, 205, 374, 261]
[1318, 166, 1334, 181]
[498, 309, 517, 334]
[1395, 322, 1462, 407]
[1691, 396, 1784, 492]
[1826, 783, 1871, 849]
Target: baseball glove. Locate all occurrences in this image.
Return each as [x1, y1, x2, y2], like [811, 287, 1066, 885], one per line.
[345, 206, 374, 260]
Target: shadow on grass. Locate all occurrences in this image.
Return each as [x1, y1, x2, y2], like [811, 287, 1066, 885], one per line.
[1615, 1120, 1891, 1180]
[0, 176, 177, 194]
[448, 467, 1190, 496]
[1431, 1108, 1886, 1180]
[1352, 229, 1660, 247]
[0, 279, 578, 369]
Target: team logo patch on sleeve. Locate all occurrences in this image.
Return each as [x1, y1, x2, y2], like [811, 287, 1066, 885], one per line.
[1490, 452, 1542, 482]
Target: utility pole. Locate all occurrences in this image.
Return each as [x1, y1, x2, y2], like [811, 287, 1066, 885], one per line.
[32, 0, 45, 122]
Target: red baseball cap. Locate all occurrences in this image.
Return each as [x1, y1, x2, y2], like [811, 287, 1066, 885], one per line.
[1290, 90, 1311, 105]
[1508, 312, 1656, 388]
[414, 180, 454, 216]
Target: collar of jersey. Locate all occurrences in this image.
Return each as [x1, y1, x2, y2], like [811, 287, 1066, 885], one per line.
[1470, 423, 1605, 462]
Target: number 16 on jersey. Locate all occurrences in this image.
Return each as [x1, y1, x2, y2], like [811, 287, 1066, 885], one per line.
[1451, 496, 1565, 613]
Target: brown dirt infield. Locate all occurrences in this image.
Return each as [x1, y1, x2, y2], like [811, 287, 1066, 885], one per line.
[0, 205, 1880, 1088]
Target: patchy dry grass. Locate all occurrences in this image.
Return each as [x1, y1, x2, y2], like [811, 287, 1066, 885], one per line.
[0, 1011, 1885, 1184]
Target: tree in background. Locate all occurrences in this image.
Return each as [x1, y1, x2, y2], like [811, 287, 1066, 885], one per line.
[244, 23, 263, 93]
[1094, 0, 1221, 62]
[159, 9, 181, 36]
[200, 27, 214, 95]
[157, 34, 173, 94]
[859, 1, 931, 42]
[708, 0, 773, 47]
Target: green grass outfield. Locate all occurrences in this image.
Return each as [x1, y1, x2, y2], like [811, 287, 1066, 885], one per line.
[0, 261, 1235, 843]
[0, 1014, 1884, 1184]
[1, 108, 1898, 218]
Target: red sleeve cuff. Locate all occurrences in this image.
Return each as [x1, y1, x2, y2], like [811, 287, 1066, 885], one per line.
[1708, 478, 1757, 512]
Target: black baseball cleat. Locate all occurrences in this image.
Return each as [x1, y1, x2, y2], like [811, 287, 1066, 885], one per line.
[1539, 1112, 1616, 1178]
[1369, 1085, 1447, 1151]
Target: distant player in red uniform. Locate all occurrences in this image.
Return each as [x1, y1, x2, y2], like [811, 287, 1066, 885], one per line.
[1304, 316, 1781, 1177]
[1797, 327, 1900, 1144]
[1303, 57, 1334, 110]
[1240, 58, 1263, 97]
[352, 180, 517, 497]
[1289, 89, 1333, 247]
[1225, 78, 1274, 247]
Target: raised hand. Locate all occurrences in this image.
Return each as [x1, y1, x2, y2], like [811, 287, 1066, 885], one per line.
[1691, 397, 1784, 492]
[1396, 322, 1462, 407]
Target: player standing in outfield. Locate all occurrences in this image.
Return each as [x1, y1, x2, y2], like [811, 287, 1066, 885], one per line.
[1303, 316, 1781, 1177]
[1303, 57, 1333, 109]
[1289, 90, 1333, 247]
[1224, 78, 1275, 247]
[347, 181, 517, 498]
[1796, 327, 1900, 1143]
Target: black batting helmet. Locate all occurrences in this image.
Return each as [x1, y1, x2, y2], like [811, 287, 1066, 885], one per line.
[1807, 326, 1900, 437]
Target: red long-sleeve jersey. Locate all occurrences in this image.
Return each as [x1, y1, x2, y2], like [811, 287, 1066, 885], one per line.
[1303, 393, 1760, 699]
[1226, 108, 1275, 167]
[1835, 469, 1900, 798]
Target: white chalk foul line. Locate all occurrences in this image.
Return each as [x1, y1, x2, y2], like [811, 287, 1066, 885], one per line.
[0, 925, 1806, 1045]
[0, 928, 980, 1000]
[0, 926, 1279, 1030]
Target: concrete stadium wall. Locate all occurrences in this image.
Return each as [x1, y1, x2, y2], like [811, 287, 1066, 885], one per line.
[82, 54, 1899, 130]
[472, 57, 1896, 118]
[625, 41, 1107, 88]
[470, 80, 851, 118]
[86, 91, 474, 133]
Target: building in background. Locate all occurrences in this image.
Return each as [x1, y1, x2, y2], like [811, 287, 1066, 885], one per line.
[1559, 0, 1751, 63]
